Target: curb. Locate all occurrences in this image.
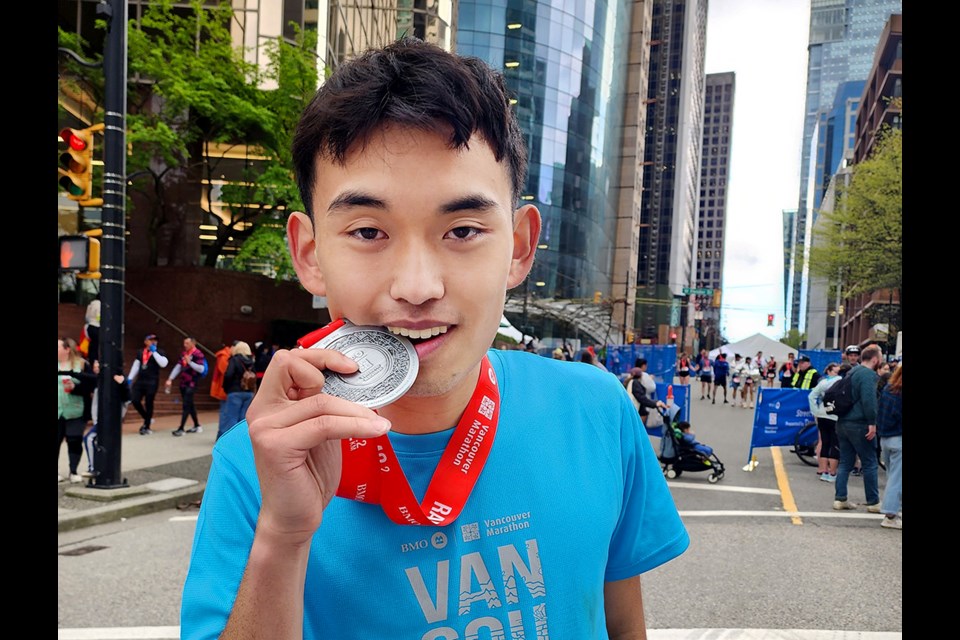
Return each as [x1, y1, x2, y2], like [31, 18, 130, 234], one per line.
[57, 482, 206, 533]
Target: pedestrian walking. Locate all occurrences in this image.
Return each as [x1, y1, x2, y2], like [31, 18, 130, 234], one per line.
[127, 333, 169, 435]
[695, 349, 713, 400]
[219, 341, 256, 440]
[165, 337, 207, 436]
[712, 352, 729, 404]
[832, 344, 884, 512]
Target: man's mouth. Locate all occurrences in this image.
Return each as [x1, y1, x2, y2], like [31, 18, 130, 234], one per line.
[386, 325, 449, 343]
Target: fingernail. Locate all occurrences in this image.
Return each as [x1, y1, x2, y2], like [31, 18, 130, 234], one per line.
[375, 418, 392, 433]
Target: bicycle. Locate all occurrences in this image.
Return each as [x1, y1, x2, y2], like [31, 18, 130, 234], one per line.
[791, 420, 887, 470]
[792, 421, 819, 467]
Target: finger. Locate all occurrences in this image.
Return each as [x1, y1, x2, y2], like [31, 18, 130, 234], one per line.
[252, 403, 391, 452]
[251, 384, 386, 433]
[258, 348, 360, 397]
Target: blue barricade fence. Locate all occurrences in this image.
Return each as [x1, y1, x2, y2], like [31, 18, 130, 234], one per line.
[604, 344, 678, 382]
[747, 387, 814, 463]
[645, 383, 690, 436]
[799, 349, 842, 376]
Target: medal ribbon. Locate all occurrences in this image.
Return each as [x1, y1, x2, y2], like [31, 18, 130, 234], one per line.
[299, 319, 500, 526]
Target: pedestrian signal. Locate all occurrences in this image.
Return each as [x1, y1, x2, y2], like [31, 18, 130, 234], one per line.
[59, 234, 101, 278]
[767, 313, 774, 327]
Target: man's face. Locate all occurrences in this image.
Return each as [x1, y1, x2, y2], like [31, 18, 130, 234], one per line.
[182, 338, 194, 352]
[798, 360, 810, 370]
[847, 352, 860, 364]
[289, 126, 541, 400]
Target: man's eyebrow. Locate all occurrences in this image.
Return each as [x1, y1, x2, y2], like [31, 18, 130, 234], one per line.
[326, 190, 387, 213]
[439, 194, 499, 213]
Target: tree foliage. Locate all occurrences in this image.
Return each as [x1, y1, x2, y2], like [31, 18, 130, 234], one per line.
[779, 329, 806, 350]
[60, 0, 317, 277]
[809, 125, 902, 297]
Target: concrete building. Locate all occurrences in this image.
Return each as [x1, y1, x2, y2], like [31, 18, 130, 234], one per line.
[635, 0, 708, 348]
[694, 71, 734, 351]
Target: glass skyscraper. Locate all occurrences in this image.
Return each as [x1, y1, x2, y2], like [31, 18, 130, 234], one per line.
[787, 0, 902, 331]
[457, 0, 634, 341]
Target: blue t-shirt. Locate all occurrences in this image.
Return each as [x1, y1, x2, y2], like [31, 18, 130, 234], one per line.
[180, 350, 689, 639]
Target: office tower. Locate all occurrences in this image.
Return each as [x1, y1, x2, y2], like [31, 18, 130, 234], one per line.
[695, 71, 734, 351]
[787, 0, 902, 332]
[636, 0, 708, 346]
[457, 0, 640, 343]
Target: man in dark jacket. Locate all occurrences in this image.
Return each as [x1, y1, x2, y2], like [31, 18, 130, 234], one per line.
[832, 344, 883, 512]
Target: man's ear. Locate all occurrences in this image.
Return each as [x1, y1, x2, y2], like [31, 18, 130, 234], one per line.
[287, 211, 327, 295]
[507, 204, 542, 288]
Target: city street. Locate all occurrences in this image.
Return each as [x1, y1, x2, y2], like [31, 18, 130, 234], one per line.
[58, 381, 902, 639]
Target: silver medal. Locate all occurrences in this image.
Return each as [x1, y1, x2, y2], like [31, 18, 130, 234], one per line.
[309, 321, 419, 409]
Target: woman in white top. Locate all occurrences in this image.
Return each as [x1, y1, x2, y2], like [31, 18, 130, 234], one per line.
[807, 362, 842, 481]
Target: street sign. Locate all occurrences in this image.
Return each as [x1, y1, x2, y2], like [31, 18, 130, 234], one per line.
[682, 287, 714, 296]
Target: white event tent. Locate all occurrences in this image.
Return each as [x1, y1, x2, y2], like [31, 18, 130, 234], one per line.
[708, 333, 794, 364]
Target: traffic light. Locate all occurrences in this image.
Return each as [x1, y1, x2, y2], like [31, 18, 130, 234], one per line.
[712, 289, 722, 308]
[59, 230, 101, 279]
[767, 313, 775, 327]
[58, 124, 103, 203]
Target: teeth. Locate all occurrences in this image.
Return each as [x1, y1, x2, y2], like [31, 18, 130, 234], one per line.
[387, 325, 449, 340]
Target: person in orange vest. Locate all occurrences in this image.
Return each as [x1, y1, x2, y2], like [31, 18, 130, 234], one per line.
[210, 342, 234, 439]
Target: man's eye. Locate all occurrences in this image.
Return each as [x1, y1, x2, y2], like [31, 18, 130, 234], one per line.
[351, 228, 382, 240]
[448, 227, 481, 240]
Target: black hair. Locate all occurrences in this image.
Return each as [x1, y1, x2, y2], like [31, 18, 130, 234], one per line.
[677, 421, 691, 431]
[292, 37, 528, 219]
[635, 358, 648, 368]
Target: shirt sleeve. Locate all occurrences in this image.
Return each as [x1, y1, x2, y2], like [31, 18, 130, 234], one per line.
[127, 359, 141, 382]
[605, 391, 690, 581]
[152, 351, 169, 368]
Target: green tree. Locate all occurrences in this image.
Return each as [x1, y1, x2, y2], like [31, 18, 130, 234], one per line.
[809, 125, 902, 297]
[59, 0, 317, 274]
[780, 329, 806, 350]
[126, 0, 277, 267]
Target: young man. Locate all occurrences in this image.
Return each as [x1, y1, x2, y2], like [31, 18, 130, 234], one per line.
[179, 39, 688, 639]
[832, 344, 884, 513]
[126, 333, 169, 435]
[712, 352, 729, 404]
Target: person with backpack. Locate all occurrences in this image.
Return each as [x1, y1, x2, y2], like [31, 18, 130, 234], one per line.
[831, 344, 883, 513]
[220, 341, 257, 441]
[165, 336, 208, 437]
[807, 362, 842, 482]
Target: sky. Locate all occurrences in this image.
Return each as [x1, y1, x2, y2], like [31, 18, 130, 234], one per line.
[704, 0, 810, 342]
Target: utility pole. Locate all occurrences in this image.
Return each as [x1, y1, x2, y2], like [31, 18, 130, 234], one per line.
[92, 0, 128, 489]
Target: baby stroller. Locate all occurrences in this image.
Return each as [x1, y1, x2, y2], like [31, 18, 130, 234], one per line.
[657, 406, 726, 483]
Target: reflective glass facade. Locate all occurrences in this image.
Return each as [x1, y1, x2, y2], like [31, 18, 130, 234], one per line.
[789, 0, 902, 329]
[457, 0, 633, 304]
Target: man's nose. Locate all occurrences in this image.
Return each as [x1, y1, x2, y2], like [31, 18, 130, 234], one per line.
[388, 244, 444, 305]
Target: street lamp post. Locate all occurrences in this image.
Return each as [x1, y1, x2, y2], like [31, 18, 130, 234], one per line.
[91, 0, 128, 489]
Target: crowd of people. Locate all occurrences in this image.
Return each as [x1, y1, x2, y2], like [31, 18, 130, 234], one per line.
[58, 325, 273, 483]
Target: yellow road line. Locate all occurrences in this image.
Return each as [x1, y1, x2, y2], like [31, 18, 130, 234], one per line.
[771, 447, 803, 525]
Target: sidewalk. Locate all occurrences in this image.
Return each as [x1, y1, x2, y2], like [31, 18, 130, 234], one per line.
[57, 410, 221, 532]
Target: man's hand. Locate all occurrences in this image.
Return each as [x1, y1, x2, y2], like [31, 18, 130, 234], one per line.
[244, 348, 392, 545]
[866, 424, 877, 441]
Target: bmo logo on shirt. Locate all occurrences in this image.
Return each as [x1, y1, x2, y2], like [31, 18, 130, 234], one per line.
[400, 532, 448, 553]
